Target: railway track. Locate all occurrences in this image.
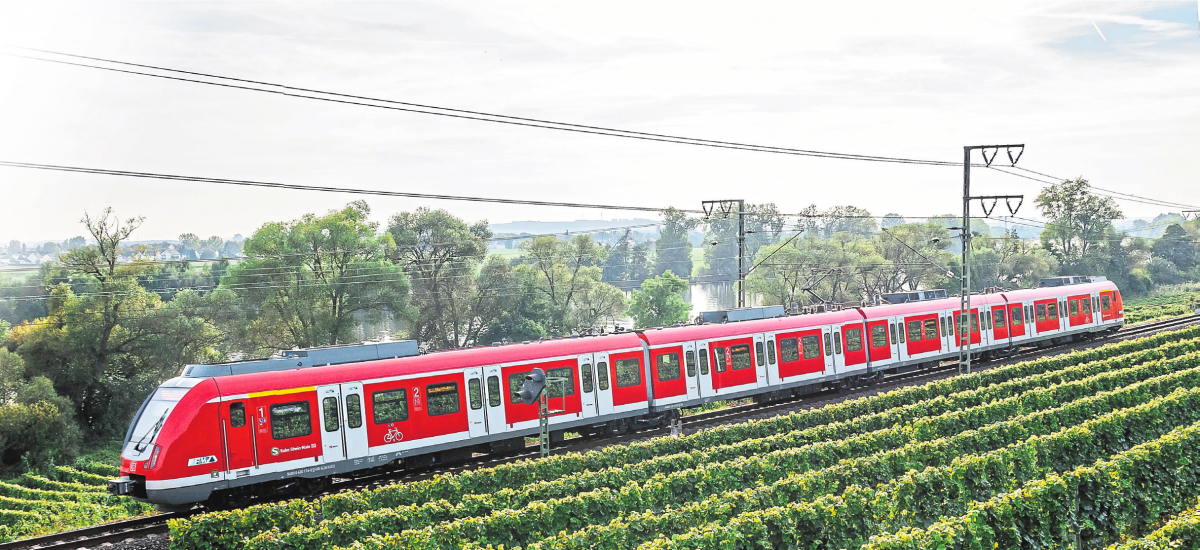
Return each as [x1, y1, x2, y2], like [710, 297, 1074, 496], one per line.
[7, 314, 1197, 550]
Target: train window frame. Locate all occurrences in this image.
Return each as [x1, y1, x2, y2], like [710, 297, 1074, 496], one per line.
[755, 342, 765, 367]
[229, 402, 246, 428]
[487, 376, 502, 407]
[685, 351, 697, 377]
[767, 341, 777, 365]
[845, 328, 863, 352]
[713, 346, 727, 372]
[897, 323, 905, 343]
[985, 311, 992, 330]
[1011, 307, 1023, 326]
[597, 361, 611, 391]
[270, 401, 312, 441]
[1082, 298, 1092, 315]
[468, 378, 483, 410]
[615, 358, 642, 387]
[924, 319, 938, 340]
[834, 332, 842, 354]
[780, 338, 800, 363]
[802, 335, 821, 359]
[372, 388, 408, 424]
[426, 382, 461, 417]
[823, 333, 832, 356]
[1070, 299, 1080, 317]
[994, 309, 1006, 328]
[730, 344, 753, 370]
[1101, 295, 1112, 312]
[1048, 303, 1059, 321]
[871, 325, 888, 348]
[656, 353, 682, 382]
[582, 363, 594, 393]
[907, 320, 923, 342]
[346, 394, 362, 429]
[1036, 304, 1047, 322]
[322, 397, 340, 432]
[698, 353, 710, 376]
[545, 367, 577, 398]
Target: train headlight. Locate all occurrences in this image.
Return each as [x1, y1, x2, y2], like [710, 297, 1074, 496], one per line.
[148, 444, 162, 470]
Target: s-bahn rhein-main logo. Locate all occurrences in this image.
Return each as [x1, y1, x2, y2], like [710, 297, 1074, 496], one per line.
[271, 443, 317, 457]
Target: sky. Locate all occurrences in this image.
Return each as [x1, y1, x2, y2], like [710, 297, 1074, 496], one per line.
[1, 1, 1198, 242]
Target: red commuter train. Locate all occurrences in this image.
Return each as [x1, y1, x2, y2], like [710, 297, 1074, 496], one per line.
[109, 277, 1124, 509]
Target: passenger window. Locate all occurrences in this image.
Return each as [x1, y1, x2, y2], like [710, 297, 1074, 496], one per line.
[684, 351, 697, 378]
[923, 319, 938, 339]
[1036, 304, 1047, 322]
[487, 376, 501, 407]
[971, 314, 980, 333]
[834, 332, 842, 354]
[508, 373, 528, 404]
[1101, 295, 1112, 312]
[615, 358, 641, 387]
[871, 325, 887, 348]
[1070, 300, 1079, 317]
[427, 382, 460, 416]
[994, 310, 1006, 328]
[780, 338, 800, 362]
[229, 402, 246, 428]
[582, 364, 594, 393]
[713, 346, 727, 372]
[270, 401, 312, 440]
[698, 353, 709, 375]
[597, 362, 611, 390]
[346, 394, 362, 429]
[730, 344, 753, 370]
[468, 378, 483, 410]
[802, 335, 821, 359]
[546, 367, 577, 398]
[755, 342, 765, 367]
[373, 388, 408, 423]
[1048, 304, 1058, 320]
[823, 333, 832, 356]
[845, 329, 863, 352]
[1012, 307, 1023, 326]
[322, 397, 340, 432]
[656, 353, 682, 382]
[985, 312, 992, 330]
[1082, 298, 1091, 315]
[767, 341, 777, 365]
[907, 320, 923, 342]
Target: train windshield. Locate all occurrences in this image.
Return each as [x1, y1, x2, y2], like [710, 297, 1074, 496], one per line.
[123, 387, 188, 459]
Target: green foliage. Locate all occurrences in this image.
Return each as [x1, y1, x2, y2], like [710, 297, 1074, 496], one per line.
[1108, 499, 1200, 549]
[626, 270, 690, 328]
[0, 349, 81, 465]
[223, 201, 412, 352]
[653, 208, 698, 279]
[1037, 177, 1124, 270]
[1125, 284, 1200, 324]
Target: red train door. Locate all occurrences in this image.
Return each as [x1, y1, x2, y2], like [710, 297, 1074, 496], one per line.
[1008, 304, 1026, 338]
[866, 319, 891, 363]
[223, 400, 255, 472]
[992, 306, 1009, 342]
[841, 323, 868, 368]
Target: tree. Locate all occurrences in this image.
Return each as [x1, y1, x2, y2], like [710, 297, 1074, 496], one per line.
[1036, 178, 1123, 272]
[0, 348, 81, 464]
[387, 208, 493, 350]
[6, 240, 22, 256]
[627, 271, 690, 328]
[178, 233, 202, 260]
[603, 230, 652, 290]
[1152, 224, 1197, 271]
[7, 209, 224, 435]
[654, 208, 698, 279]
[224, 201, 412, 352]
[512, 235, 625, 335]
[872, 222, 955, 292]
[881, 213, 904, 229]
[970, 230, 1058, 290]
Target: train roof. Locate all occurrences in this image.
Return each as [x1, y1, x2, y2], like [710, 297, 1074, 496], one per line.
[211, 332, 645, 395]
[639, 309, 863, 345]
[1003, 280, 1117, 301]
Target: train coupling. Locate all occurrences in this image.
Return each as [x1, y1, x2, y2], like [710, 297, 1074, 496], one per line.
[108, 476, 143, 497]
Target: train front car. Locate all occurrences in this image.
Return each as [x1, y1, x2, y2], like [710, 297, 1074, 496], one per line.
[108, 376, 223, 510]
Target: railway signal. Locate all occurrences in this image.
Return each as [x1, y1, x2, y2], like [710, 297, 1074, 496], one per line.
[518, 368, 547, 405]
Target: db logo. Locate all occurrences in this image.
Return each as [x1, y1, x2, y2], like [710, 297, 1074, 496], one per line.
[270, 447, 280, 456]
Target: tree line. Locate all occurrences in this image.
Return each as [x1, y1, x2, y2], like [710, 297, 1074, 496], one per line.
[1, 178, 1198, 466]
